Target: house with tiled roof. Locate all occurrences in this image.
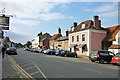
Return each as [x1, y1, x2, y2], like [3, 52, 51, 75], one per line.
[69, 16, 107, 56]
[49, 28, 62, 49]
[54, 30, 69, 50]
[103, 25, 120, 54]
[32, 32, 51, 49]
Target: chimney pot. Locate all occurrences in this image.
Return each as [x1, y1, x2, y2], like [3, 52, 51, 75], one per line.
[73, 22, 77, 27]
[58, 28, 61, 34]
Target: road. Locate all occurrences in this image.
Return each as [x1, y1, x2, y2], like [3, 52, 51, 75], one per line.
[2, 48, 119, 80]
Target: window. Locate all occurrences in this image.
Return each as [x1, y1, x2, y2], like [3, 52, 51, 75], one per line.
[77, 35, 79, 42]
[60, 41, 62, 44]
[82, 34, 85, 41]
[82, 24, 85, 29]
[65, 40, 67, 44]
[118, 37, 120, 44]
[55, 42, 57, 44]
[72, 36, 74, 42]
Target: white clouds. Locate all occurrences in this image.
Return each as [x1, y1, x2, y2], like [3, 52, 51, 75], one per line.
[99, 11, 118, 18]
[11, 19, 40, 26]
[39, 13, 73, 20]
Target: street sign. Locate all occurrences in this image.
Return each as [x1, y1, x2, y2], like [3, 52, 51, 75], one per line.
[2, 27, 9, 30]
[0, 15, 10, 26]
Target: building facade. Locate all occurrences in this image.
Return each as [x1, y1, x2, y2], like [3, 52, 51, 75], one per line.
[49, 28, 62, 49]
[69, 16, 107, 56]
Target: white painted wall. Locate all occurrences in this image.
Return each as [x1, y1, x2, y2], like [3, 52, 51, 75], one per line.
[32, 36, 39, 48]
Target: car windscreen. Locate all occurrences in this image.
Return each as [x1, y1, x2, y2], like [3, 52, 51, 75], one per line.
[9, 48, 16, 51]
[91, 50, 98, 56]
[115, 53, 120, 57]
[98, 51, 109, 56]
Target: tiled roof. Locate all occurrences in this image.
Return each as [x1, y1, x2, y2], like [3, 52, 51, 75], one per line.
[103, 25, 120, 41]
[109, 44, 120, 49]
[70, 20, 105, 33]
[50, 33, 62, 40]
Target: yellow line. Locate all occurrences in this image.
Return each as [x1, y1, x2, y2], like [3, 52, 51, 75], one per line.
[8, 55, 35, 80]
[7, 55, 30, 79]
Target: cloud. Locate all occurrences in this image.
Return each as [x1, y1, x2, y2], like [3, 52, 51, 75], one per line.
[39, 12, 73, 20]
[11, 19, 40, 26]
[4, 27, 32, 44]
[84, 3, 117, 13]
[99, 11, 118, 18]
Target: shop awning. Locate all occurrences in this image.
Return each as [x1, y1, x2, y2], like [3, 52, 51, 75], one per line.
[69, 44, 77, 48]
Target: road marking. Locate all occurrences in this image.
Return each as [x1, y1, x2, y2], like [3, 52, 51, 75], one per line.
[30, 71, 39, 76]
[8, 55, 35, 80]
[32, 61, 48, 80]
[22, 63, 33, 67]
[24, 66, 35, 70]
[86, 68, 102, 73]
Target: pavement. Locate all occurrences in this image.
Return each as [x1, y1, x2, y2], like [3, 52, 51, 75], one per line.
[2, 53, 21, 80]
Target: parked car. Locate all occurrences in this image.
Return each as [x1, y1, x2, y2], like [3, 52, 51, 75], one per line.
[6, 47, 17, 55]
[43, 49, 48, 54]
[89, 50, 115, 64]
[60, 50, 77, 58]
[39, 49, 45, 53]
[111, 53, 120, 65]
[34, 49, 39, 53]
[46, 49, 56, 55]
[55, 50, 64, 56]
[24, 47, 30, 51]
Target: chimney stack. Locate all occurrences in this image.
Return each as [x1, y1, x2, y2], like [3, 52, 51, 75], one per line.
[66, 30, 68, 37]
[93, 16, 101, 28]
[38, 32, 42, 36]
[58, 28, 61, 34]
[73, 22, 77, 27]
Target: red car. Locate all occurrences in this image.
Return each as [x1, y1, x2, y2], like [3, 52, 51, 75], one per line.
[111, 53, 120, 65]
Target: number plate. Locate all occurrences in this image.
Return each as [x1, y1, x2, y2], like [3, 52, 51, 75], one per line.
[91, 56, 94, 58]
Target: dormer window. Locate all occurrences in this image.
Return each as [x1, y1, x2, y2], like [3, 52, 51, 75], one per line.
[82, 24, 86, 29]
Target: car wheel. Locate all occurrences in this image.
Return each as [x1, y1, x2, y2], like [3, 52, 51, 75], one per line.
[91, 60, 95, 62]
[99, 59, 104, 64]
[74, 54, 77, 58]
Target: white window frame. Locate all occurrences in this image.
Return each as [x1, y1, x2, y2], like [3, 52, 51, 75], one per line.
[81, 33, 86, 42]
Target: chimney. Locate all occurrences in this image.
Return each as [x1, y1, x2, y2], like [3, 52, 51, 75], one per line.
[73, 22, 77, 27]
[99, 20, 101, 27]
[66, 30, 68, 37]
[93, 16, 99, 28]
[40, 32, 42, 35]
[58, 28, 61, 34]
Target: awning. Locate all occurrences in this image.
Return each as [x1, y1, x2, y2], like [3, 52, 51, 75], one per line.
[69, 44, 77, 48]
[76, 44, 86, 48]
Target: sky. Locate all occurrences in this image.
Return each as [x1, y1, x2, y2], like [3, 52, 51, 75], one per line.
[0, 0, 119, 44]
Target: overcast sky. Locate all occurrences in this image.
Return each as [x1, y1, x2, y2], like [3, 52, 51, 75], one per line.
[0, 0, 119, 44]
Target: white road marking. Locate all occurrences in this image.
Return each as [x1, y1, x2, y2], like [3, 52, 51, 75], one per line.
[86, 68, 102, 73]
[21, 63, 33, 67]
[24, 66, 35, 70]
[32, 61, 48, 80]
[30, 71, 39, 76]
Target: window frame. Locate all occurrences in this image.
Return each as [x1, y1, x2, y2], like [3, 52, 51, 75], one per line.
[81, 34, 86, 42]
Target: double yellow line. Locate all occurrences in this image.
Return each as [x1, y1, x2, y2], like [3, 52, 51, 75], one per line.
[7, 55, 35, 80]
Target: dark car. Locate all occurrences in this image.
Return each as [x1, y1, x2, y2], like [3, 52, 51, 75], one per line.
[6, 47, 17, 55]
[46, 49, 56, 55]
[60, 50, 77, 58]
[89, 50, 115, 64]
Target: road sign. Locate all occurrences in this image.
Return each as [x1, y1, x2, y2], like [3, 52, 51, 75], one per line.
[0, 15, 10, 26]
[2, 27, 9, 30]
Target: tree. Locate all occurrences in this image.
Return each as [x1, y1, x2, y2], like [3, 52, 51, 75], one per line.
[24, 41, 31, 48]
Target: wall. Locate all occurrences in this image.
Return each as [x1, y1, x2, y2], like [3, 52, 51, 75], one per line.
[91, 30, 106, 51]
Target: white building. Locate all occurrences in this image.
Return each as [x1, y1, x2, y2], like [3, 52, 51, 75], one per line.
[32, 36, 39, 49]
[104, 25, 120, 54]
